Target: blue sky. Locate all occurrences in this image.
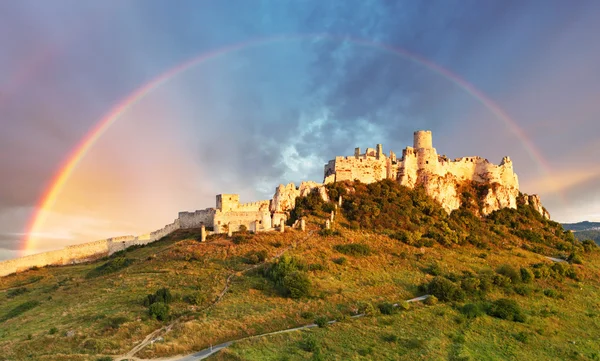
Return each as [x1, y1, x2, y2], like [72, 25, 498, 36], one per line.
[1, 1, 600, 259]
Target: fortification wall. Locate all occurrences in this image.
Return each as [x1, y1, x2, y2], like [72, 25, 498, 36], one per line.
[214, 210, 269, 232]
[235, 200, 270, 212]
[0, 239, 112, 277]
[329, 157, 389, 183]
[178, 209, 215, 228]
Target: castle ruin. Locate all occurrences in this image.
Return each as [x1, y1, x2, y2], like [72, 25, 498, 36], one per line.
[0, 130, 548, 277]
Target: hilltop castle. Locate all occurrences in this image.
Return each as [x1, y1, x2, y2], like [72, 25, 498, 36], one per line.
[0, 130, 548, 277]
[323, 130, 531, 216]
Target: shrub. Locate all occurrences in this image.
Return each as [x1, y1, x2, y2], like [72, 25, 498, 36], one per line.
[543, 289, 559, 298]
[426, 277, 465, 302]
[244, 250, 268, 264]
[426, 262, 443, 276]
[398, 301, 410, 311]
[520, 267, 534, 283]
[7, 287, 29, 298]
[486, 298, 526, 322]
[308, 263, 326, 271]
[514, 285, 533, 296]
[315, 316, 328, 328]
[381, 333, 398, 343]
[319, 228, 341, 236]
[264, 255, 311, 298]
[144, 288, 173, 307]
[238, 225, 248, 233]
[378, 302, 396, 315]
[332, 257, 347, 265]
[104, 316, 128, 329]
[232, 235, 249, 245]
[460, 303, 483, 319]
[1, 300, 41, 322]
[299, 334, 318, 352]
[357, 302, 377, 316]
[567, 253, 583, 264]
[497, 264, 521, 284]
[300, 311, 315, 320]
[86, 257, 133, 278]
[492, 274, 512, 288]
[582, 239, 597, 253]
[333, 243, 371, 256]
[514, 331, 529, 343]
[49, 327, 58, 335]
[424, 295, 438, 305]
[460, 277, 482, 295]
[283, 271, 312, 299]
[148, 302, 169, 321]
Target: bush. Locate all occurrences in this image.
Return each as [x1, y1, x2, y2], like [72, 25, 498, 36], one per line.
[520, 267, 534, 283]
[460, 303, 483, 319]
[426, 277, 465, 302]
[424, 295, 438, 305]
[357, 302, 377, 316]
[7, 287, 29, 298]
[104, 316, 128, 329]
[283, 271, 312, 299]
[244, 250, 268, 264]
[232, 235, 249, 245]
[333, 243, 371, 256]
[332, 257, 347, 265]
[299, 334, 318, 352]
[378, 302, 396, 315]
[543, 289, 559, 298]
[567, 253, 583, 264]
[426, 262, 443, 276]
[381, 333, 399, 343]
[148, 302, 169, 321]
[144, 288, 173, 307]
[582, 239, 597, 253]
[264, 255, 311, 298]
[1, 300, 41, 322]
[514, 331, 529, 343]
[300, 311, 315, 319]
[315, 316, 328, 328]
[486, 298, 526, 322]
[49, 327, 58, 335]
[497, 264, 521, 284]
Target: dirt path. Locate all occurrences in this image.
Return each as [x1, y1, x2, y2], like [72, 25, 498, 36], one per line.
[115, 231, 314, 361]
[120, 295, 431, 361]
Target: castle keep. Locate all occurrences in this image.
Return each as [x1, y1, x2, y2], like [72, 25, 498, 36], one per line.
[0, 130, 548, 277]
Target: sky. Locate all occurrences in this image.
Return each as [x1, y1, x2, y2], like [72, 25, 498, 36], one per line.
[1, 0, 600, 260]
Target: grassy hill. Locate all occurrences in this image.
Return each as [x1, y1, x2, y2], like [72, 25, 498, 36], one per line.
[1, 180, 599, 361]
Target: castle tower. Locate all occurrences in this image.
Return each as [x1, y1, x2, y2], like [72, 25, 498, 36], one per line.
[414, 130, 433, 149]
[413, 130, 437, 172]
[376, 144, 383, 159]
[216, 194, 240, 212]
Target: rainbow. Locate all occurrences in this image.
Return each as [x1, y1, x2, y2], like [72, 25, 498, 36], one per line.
[23, 34, 552, 254]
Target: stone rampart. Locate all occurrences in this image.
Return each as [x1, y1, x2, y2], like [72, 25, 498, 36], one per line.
[178, 209, 215, 228]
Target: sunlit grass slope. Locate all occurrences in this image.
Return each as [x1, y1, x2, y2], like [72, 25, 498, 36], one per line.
[1, 180, 599, 361]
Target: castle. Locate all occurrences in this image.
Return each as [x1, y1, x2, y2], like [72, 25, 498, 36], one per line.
[0, 130, 548, 277]
[323, 130, 529, 215]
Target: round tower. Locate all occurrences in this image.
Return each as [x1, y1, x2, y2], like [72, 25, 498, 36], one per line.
[413, 130, 433, 149]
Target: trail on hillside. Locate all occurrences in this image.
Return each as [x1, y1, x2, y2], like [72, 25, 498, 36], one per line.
[116, 230, 314, 361]
[119, 295, 431, 361]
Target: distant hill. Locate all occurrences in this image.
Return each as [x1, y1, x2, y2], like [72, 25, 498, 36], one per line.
[562, 221, 600, 232]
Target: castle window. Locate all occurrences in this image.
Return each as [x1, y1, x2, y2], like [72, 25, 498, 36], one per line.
[426, 161, 429, 164]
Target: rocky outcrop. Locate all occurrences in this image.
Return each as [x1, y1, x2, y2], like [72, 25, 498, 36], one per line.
[520, 194, 551, 219]
[270, 181, 329, 213]
[416, 172, 520, 216]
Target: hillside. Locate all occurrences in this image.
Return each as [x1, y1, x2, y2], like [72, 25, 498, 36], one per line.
[1, 180, 599, 361]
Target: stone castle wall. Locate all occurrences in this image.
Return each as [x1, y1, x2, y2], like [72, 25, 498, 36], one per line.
[324, 130, 544, 218]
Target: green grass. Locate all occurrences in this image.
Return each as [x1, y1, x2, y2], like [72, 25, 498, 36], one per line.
[0, 181, 599, 360]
